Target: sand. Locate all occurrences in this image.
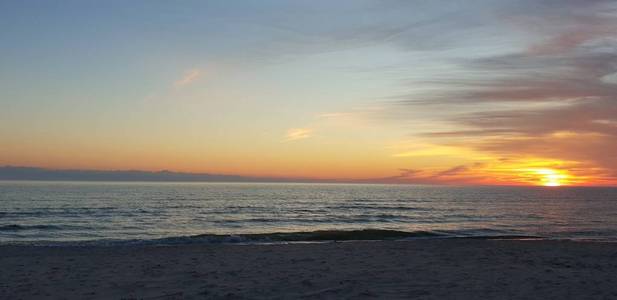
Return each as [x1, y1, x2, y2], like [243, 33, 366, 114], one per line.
[1, 239, 616, 299]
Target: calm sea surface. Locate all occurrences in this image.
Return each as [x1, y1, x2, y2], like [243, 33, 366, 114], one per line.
[1, 181, 616, 244]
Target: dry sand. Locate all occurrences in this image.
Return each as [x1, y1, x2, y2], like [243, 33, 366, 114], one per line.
[1, 239, 616, 299]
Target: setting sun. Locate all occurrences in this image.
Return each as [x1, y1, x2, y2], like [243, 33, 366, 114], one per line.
[531, 169, 568, 187]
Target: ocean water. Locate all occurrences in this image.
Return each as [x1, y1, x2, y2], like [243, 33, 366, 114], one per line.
[1, 181, 616, 244]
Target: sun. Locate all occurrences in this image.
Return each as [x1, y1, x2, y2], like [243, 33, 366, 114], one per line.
[532, 168, 567, 187]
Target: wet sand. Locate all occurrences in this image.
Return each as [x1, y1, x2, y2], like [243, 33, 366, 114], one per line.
[1, 239, 616, 299]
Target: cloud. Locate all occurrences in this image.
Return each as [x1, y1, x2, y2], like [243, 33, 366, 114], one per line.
[135, 1, 615, 185]
[173, 69, 202, 88]
[435, 165, 469, 177]
[392, 144, 480, 158]
[317, 112, 349, 119]
[370, 164, 489, 185]
[369, 0, 617, 184]
[284, 128, 312, 141]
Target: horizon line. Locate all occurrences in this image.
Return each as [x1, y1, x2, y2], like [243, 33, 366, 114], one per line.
[1, 165, 615, 188]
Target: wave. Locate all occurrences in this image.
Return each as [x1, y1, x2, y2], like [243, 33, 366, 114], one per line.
[0, 224, 88, 231]
[190, 229, 444, 242]
[1, 229, 544, 247]
[0, 224, 62, 231]
[150, 229, 542, 245]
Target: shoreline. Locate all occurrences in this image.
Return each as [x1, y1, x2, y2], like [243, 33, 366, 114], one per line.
[2, 239, 616, 299]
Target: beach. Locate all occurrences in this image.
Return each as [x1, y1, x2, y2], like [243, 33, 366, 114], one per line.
[2, 239, 616, 299]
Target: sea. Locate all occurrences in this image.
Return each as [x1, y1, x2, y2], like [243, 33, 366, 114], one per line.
[1, 181, 616, 245]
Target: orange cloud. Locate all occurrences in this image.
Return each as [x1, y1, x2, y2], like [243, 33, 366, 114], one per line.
[284, 128, 312, 141]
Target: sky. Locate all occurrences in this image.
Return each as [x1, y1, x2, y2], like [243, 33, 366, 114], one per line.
[1, 0, 617, 186]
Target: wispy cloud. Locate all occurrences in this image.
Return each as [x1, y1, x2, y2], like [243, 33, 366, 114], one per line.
[371, 164, 488, 185]
[317, 112, 349, 119]
[173, 69, 202, 88]
[284, 128, 312, 141]
[369, 0, 617, 184]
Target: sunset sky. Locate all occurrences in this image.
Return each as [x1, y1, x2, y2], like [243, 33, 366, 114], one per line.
[1, 1, 617, 186]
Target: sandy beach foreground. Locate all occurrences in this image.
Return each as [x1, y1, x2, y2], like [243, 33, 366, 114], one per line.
[1, 239, 616, 299]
